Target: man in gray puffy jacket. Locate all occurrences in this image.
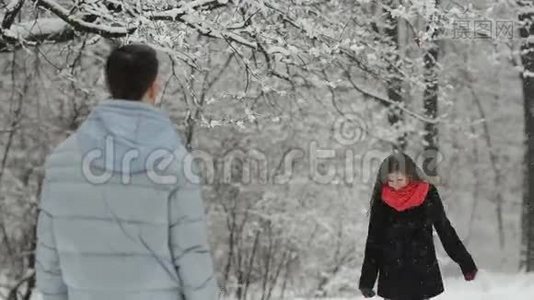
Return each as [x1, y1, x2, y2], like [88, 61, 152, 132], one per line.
[35, 44, 219, 300]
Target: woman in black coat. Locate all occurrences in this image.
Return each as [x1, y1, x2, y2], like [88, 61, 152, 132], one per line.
[359, 153, 478, 300]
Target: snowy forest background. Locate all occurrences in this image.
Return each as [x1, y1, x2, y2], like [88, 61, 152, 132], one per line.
[0, 0, 534, 299]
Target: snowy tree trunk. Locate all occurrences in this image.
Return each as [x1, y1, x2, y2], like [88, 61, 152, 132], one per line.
[422, 36, 439, 178]
[383, 0, 406, 151]
[422, 46, 439, 178]
[519, 1, 534, 272]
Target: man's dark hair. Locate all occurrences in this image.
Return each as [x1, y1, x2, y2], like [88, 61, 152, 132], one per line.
[105, 44, 159, 101]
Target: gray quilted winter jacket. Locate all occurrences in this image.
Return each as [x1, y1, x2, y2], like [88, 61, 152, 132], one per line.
[35, 99, 219, 300]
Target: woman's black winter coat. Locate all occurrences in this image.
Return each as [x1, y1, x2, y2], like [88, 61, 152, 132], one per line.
[358, 184, 477, 299]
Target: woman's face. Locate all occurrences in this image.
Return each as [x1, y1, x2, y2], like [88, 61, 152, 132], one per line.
[387, 172, 409, 190]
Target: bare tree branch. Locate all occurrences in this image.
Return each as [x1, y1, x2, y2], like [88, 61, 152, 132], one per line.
[1, 0, 258, 56]
[342, 66, 440, 124]
[34, 0, 135, 37]
[147, 43, 199, 69]
[147, 0, 226, 20]
[2, 0, 25, 29]
[0, 18, 74, 52]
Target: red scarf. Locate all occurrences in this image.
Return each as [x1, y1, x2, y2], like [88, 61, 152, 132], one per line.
[381, 181, 430, 212]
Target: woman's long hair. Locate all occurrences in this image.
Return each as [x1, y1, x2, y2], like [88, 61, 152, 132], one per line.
[368, 152, 428, 211]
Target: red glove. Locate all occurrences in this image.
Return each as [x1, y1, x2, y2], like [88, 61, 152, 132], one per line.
[464, 268, 477, 281]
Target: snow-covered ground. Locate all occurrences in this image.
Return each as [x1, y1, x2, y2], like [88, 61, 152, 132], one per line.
[295, 270, 534, 300]
[428, 270, 534, 300]
[14, 269, 534, 300]
[351, 270, 534, 300]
